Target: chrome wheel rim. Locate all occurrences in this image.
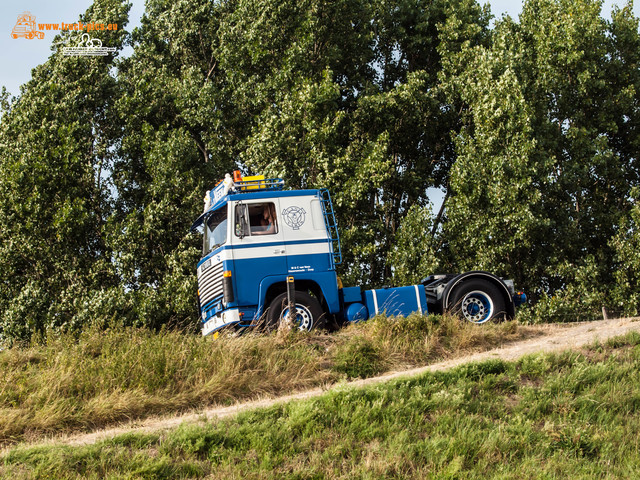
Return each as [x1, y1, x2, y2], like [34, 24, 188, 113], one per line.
[461, 291, 494, 323]
[280, 304, 313, 330]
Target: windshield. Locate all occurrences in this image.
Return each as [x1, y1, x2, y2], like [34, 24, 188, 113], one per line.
[203, 208, 228, 255]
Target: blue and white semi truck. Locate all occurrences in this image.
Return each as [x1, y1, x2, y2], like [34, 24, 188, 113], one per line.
[191, 172, 526, 336]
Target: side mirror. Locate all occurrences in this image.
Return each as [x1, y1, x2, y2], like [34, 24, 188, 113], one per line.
[236, 203, 247, 239]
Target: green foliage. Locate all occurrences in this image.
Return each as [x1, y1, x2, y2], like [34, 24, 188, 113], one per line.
[107, 0, 236, 330]
[331, 336, 384, 378]
[4, 335, 640, 478]
[610, 188, 640, 316]
[0, 0, 130, 340]
[1, 0, 639, 340]
[222, 0, 491, 287]
[0, 0, 492, 340]
[388, 203, 441, 285]
[517, 258, 613, 323]
[441, 0, 640, 306]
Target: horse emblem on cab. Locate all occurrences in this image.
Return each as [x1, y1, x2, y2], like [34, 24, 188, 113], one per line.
[282, 206, 306, 230]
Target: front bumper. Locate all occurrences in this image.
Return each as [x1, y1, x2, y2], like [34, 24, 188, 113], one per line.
[202, 308, 241, 336]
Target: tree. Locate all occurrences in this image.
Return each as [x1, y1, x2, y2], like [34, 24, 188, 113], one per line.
[223, 0, 491, 287]
[106, 0, 236, 328]
[611, 188, 640, 316]
[441, 0, 640, 303]
[0, 0, 130, 340]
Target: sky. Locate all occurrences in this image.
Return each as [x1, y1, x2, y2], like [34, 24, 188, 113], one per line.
[1, 0, 637, 98]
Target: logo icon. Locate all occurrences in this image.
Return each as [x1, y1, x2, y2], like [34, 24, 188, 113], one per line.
[11, 12, 44, 40]
[282, 206, 306, 230]
[62, 33, 116, 56]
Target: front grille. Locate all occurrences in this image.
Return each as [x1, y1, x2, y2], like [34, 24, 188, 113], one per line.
[198, 260, 224, 308]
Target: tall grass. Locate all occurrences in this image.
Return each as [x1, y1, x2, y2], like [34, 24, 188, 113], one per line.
[3, 332, 640, 479]
[0, 315, 534, 444]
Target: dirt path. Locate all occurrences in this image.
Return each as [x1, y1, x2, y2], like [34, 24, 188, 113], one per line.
[10, 317, 640, 451]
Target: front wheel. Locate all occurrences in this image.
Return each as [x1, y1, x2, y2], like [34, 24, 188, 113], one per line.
[266, 291, 326, 331]
[449, 280, 506, 324]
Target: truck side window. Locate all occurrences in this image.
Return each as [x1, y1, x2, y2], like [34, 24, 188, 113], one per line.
[235, 203, 278, 237]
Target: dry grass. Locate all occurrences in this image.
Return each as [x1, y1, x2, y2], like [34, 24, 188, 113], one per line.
[347, 312, 538, 368]
[0, 314, 536, 445]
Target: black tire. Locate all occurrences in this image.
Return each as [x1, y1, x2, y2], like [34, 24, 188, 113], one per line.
[449, 279, 507, 324]
[266, 291, 326, 331]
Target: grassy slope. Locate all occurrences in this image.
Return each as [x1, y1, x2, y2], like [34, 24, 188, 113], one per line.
[0, 314, 534, 445]
[2, 332, 640, 479]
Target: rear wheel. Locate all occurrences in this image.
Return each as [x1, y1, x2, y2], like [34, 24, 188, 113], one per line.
[266, 291, 326, 331]
[449, 280, 506, 324]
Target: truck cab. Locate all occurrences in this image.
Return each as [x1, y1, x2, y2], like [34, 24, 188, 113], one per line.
[191, 174, 342, 335]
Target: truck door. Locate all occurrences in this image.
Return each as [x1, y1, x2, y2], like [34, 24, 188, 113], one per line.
[279, 195, 333, 275]
[230, 200, 286, 308]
